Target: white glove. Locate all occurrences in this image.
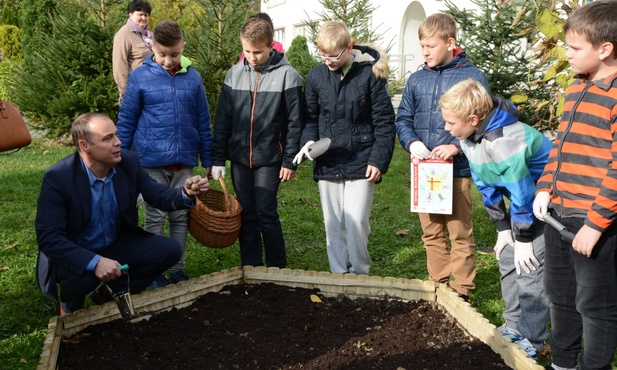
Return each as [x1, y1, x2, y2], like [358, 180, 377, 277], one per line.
[211, 166, 225, 179]
[533, 191, 550, 221]
[292, 140, 315, 165]
[494, 229, 514, 261]
[514, 241, 540, 274]
[409, 141, 431, 159]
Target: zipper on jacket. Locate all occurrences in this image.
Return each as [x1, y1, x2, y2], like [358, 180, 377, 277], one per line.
[249, 71, 261, 168]
[552, 79, 592, 216]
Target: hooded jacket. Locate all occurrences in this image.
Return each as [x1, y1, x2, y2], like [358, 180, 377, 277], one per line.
[212, 50, 304, 170]
[117, 55, 212, 169]
[461, 97, 552, 242]
[301, 44, 396, 181]
[395, 49, 490, 177]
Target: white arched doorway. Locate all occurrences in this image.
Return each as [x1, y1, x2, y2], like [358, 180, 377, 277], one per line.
[397, 1, 426, 80]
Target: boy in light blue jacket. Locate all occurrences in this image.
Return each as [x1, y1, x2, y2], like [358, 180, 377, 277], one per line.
[440, 78, 551, 361]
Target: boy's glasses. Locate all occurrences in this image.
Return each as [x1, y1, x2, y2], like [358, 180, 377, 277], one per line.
[318, 47, 347, 62]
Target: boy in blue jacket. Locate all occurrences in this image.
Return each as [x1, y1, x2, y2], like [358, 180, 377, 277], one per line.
[440, 78, 551, 360]
[117, 20, 212, 287]
[395, 13, 490, 302]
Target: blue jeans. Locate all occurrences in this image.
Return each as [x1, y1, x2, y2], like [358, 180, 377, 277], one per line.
[231, 163, 286, 268]
[499, 224, 549, 348]
[544, 212, 617, 370]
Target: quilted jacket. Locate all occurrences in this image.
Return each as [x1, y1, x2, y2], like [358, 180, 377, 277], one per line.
[117, 55, 212, 169]
[395, 49, 490, 177]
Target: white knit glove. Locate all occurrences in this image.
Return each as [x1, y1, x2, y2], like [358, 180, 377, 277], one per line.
[514, 241, 540, 274]
[494, 230, 514, 261]
[533, 191, 550, 221]
[409, 141, 431, 159]
[293, 141, 315, 165]
[211, 166, 225, 180]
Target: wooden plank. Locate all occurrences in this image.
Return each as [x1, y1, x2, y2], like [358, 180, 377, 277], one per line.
[436, 284, 544, 370]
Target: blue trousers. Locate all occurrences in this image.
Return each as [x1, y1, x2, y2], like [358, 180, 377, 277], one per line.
[231, 163, 286, 268]
[544, 212, 617, 370]
[57, 232, 181, 312]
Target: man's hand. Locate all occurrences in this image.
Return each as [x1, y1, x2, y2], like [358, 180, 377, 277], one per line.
[211, 166, 226, 180]
[494, 229, 514, 260]
[514, 241, 540, 274]
[293, 141, 315, 165]
[533, 191, 550, 221]
[94, 257, 122, 282]
[184, 176, 210, 198]
[409, 141, 431, 159]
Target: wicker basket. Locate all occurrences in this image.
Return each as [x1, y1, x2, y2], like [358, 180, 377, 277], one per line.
[189, 177, 242, 248]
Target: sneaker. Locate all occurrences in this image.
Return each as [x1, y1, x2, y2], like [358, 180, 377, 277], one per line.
[170, 270, 190, 283]
[515, 338, 538, 360]
[497, 323, 523, 342]
[149, 274, 169, 290]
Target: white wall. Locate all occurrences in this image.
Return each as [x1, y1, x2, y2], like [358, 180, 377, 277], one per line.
[262, 0, 480, 78]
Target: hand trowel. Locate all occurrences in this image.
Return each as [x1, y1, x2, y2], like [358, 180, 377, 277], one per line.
[307, 137, 331, 160]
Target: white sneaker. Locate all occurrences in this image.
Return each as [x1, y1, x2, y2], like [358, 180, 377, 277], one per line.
[515, 338, 538, 360]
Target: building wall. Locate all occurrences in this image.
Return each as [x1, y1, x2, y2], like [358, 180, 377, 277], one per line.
[261, 0, 479, 79]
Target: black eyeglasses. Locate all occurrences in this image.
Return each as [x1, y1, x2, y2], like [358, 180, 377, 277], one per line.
[318, 47, 347, 62]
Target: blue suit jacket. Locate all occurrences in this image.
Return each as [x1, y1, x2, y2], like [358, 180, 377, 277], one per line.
[35, 150, 188, 300]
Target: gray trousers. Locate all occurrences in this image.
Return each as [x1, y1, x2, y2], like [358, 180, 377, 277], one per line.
[144, 166, 193, 272]
[499, 224, 550, 348]
[318, 179, 374, 275]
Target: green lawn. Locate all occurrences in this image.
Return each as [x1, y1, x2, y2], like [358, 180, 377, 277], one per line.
[0, 137, 592, 369]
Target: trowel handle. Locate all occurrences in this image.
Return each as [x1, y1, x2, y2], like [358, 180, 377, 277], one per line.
[119, 264, 129, 272]
[543, 214, 575, 244]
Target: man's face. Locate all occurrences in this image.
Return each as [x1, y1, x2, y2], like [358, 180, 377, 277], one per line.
[129, 10, 150, 30]
[241, 39, 273, 67]
[81, 116, 122, 168]
[152, 42, 185, 72]
[420, 35, 455, 68]
[442, 107, 477, 141]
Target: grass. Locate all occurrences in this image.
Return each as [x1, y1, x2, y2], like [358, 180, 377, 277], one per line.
[0, 137, 610, 369]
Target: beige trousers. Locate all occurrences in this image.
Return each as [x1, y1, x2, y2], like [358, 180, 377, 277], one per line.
[418, 176, 476, 295]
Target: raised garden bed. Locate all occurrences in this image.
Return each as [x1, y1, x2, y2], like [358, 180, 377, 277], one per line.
[38, 267, 543, 370]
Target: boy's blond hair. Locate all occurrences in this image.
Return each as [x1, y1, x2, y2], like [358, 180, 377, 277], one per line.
[439, 79, 493, 123]
[316, 21, 351, 52]
[564, 0, 617, 57]
[418, 13, 457, 42]
[241, 17, 273, 47]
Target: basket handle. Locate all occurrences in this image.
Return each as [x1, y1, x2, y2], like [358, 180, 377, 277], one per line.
[218, 177, 231, 209]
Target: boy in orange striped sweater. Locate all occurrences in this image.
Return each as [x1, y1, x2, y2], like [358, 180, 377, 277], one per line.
[533, 1, 617, 369]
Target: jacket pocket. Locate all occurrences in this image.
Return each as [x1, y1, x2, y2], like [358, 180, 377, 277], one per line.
[351, 132, 374, 152]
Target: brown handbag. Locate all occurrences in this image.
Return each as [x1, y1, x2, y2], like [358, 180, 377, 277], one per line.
[0, 99, 31, 152]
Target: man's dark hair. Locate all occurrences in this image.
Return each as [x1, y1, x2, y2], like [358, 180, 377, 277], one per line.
[127, 0, 152, 15]
[71, 113, 110, 150]
[153, 20, 184, 47]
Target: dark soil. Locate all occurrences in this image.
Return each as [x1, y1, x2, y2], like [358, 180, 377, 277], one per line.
[58, 283, 510, 370]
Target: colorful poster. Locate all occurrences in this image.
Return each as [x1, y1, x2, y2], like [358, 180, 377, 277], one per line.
[410, 157, 453, 215]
